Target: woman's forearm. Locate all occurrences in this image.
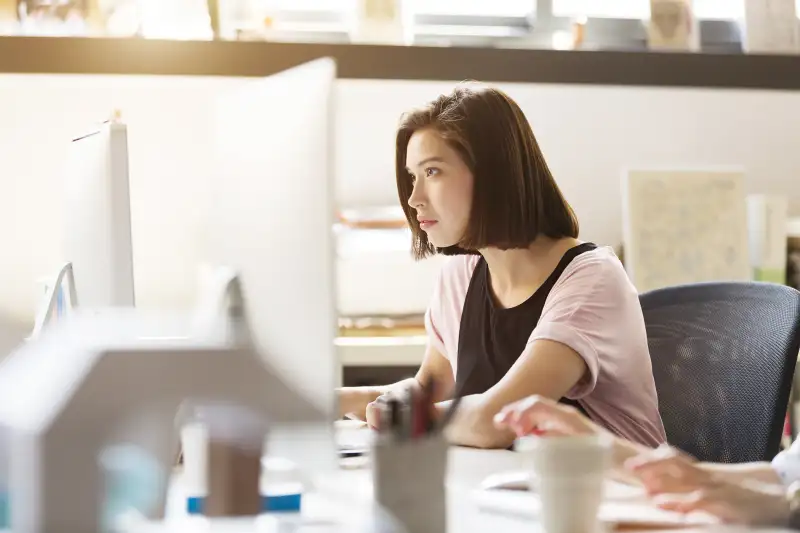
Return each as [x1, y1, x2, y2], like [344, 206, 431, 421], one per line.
[436, 395, 517, 449]
[432, 394, 660, 463]
[698, 462, 782, 486]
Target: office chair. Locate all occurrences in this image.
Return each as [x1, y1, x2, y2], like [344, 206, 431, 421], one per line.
[640, 281, 800, 464]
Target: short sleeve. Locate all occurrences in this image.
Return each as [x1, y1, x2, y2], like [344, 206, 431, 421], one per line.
[772, 437, 800, 486]
[528, 259, 631, 400]
[424, 267, 448, 359]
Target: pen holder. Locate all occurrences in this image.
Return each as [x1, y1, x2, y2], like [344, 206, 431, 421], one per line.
[371, 433, 448, 533]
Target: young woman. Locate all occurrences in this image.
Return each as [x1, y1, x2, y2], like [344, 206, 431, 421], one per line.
[338, 82, 666, 450]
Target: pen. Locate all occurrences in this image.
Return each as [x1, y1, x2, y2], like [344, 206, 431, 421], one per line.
[387, 397, 402, 440]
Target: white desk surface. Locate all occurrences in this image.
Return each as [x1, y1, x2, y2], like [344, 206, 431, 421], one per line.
[128, 425, 795, 533]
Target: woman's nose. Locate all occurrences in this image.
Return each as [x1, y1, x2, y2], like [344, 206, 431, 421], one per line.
[408, 182, 426, 209]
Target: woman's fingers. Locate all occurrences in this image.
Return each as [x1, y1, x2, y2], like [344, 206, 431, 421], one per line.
[625, 446, 708, 494]
[653, 489, 745, 524]
[365, 400, 382, 430]
[652, 490, 707, 514]
[493, 395, 595, 437]
[365, 391, 400, 430]
[626, 444, 694, 471]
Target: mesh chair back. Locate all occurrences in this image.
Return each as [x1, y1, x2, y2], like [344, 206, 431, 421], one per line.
[640, 282, 800, 463]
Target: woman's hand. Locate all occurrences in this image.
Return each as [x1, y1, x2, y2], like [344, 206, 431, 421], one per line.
[365, 395, 386, 430]
[493, 394, 601, 438]
[337, 387, 382, 421]
[625, 446, 713, 494]
[364, 381, 422, 431]
[493, 395, 649, 473]
[626, 446, 791, 526]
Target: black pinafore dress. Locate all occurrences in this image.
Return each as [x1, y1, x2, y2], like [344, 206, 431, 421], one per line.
[454, 243, 598, 417]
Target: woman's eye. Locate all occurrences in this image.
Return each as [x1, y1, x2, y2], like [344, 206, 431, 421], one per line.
[425, 167, 439, 177]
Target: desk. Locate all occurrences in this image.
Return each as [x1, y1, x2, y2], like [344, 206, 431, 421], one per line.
[156, 447, 558, 533]
[137, 429, 796, 533]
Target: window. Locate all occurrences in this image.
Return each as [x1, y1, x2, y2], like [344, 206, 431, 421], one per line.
[407, 0, 534, 44]
[553, 0, 799, 20]
[693, 0, 743, 20]
[226, 0, 354, 42]
[265, 0, 355, 11]
[407, 0, 534, 17]
[697, 0, 800, 19]
[552, 0, 648, 19]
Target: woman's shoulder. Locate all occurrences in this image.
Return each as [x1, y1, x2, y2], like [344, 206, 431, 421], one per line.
[440, 253, 482, 278]
[432, 254, 482, 302]
[556, 244, 635, 294]
[567, 244, 626, 274]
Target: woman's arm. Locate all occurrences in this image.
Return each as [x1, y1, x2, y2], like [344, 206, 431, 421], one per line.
[697, 462, 782, 486]
[693, 435, 800, 487]
[437, 339, 587, 449]
[627, 447, 790, 526]
[338, 343, 455, 421]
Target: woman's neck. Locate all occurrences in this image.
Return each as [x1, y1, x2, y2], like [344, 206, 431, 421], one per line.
[480, 236, 580, 308]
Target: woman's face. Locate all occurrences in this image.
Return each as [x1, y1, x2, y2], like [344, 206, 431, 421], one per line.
[405, 128, 474, 248]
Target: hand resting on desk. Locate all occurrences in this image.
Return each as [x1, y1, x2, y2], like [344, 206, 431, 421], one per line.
[626, 446, 791, 527]
[494, 395, 795, 528]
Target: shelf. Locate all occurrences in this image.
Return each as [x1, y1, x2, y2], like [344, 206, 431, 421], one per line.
[1, 36, 800, 90]
[335, 335, 426, 367]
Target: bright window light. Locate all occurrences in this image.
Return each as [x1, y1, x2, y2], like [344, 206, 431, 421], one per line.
[553, 0, 648, 19]
[265, 0, 355, 10]
[553, 0, 798, 20]
[407, 0, 534, 17]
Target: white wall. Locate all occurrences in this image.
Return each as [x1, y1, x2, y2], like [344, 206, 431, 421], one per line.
[1, 73, 798, 325]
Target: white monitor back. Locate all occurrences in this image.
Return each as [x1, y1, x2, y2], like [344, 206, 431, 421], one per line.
[207, 58, 339, 419]
[63, 120, 136, 308]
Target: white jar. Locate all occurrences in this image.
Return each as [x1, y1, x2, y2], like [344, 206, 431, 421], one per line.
[350, 0, 410, 45]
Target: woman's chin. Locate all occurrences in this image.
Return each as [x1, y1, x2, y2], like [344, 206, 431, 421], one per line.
[429, 237, 457, 249]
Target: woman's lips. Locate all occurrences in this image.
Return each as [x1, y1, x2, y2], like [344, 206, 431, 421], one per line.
[418, 220, 437, 230]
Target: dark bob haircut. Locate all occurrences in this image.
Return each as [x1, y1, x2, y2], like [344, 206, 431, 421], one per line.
[396, 82, 579, 260]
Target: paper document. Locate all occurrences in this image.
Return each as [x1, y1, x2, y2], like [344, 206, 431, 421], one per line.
[621, 168, 751, 293]
[473, 489, 719, 528]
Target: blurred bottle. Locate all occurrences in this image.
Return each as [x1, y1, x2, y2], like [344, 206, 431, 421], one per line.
[16, 0, 89, 36]
[350, 0, 409, 45]
[97, 0, 141, 37]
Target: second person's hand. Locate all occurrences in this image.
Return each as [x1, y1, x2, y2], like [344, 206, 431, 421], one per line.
[626, 446, 790, 526]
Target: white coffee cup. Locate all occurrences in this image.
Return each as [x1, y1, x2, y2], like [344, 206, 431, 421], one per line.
[521, 434, 613, 533]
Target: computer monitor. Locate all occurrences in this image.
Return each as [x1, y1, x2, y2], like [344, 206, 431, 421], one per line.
[30, 118, 135, 338]
[206, 57, 340, 421]
[29, 262, 78, 339]
[62, 117, 136, 310]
